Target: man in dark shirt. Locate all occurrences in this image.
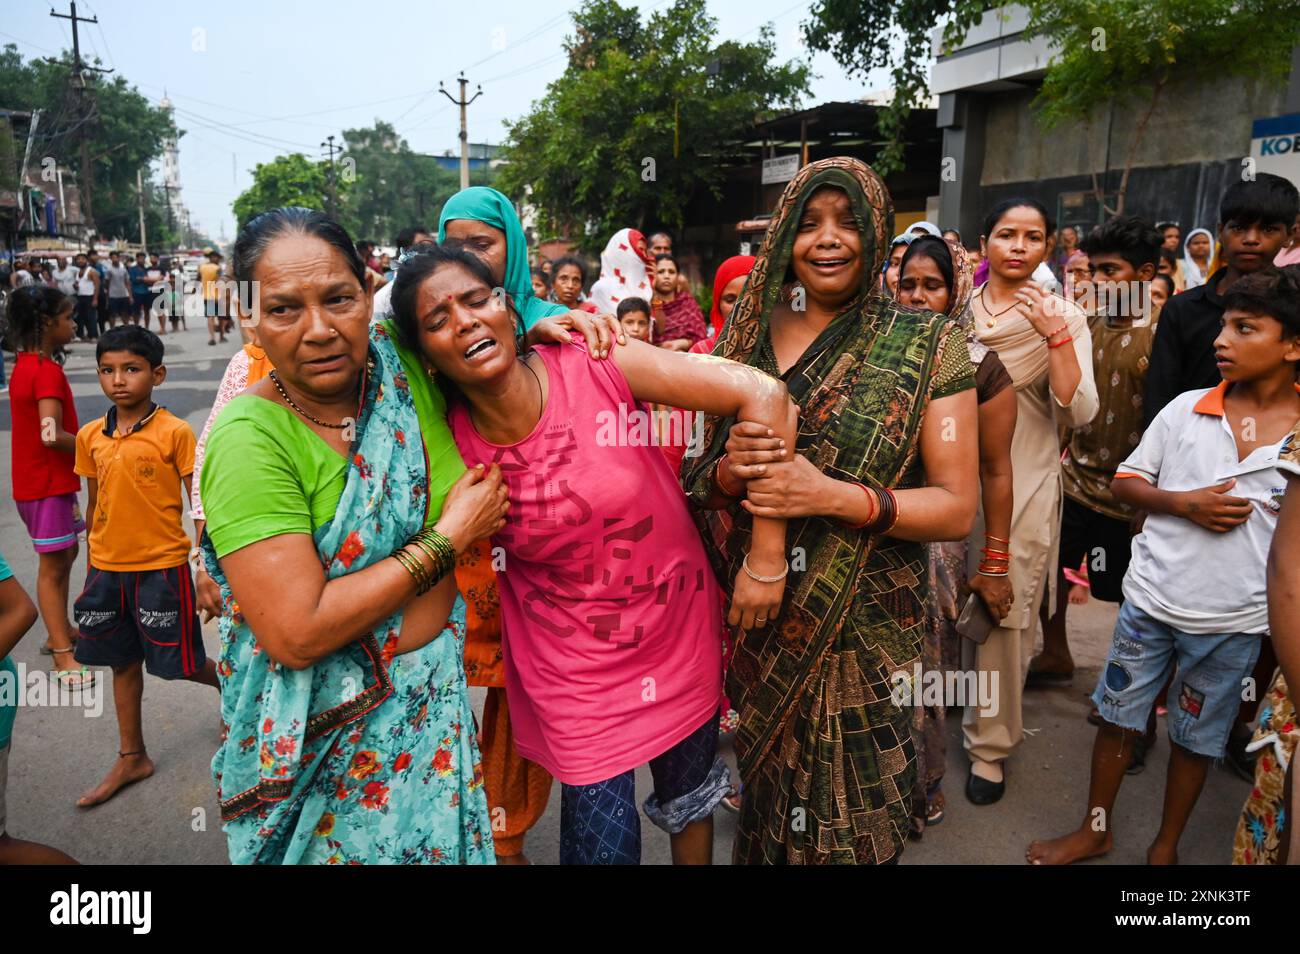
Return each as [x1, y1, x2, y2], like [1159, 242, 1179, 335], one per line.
[1144, 172, 1299, 428]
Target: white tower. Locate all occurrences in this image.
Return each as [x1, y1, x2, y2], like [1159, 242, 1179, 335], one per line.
[159, 93, 192, 244]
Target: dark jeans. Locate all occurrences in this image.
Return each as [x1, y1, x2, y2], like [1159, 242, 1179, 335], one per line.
[75, 294, 99, 339]
[558, 709, 728, 865]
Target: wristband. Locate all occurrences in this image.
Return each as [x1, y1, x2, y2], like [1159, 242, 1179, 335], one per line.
[1047, 334, 1074, 349]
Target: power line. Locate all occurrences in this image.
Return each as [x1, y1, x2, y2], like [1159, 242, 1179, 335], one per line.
[0, 29, 57, 54]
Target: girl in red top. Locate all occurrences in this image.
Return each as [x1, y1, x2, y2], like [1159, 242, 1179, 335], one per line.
[7, 287, 93, 688]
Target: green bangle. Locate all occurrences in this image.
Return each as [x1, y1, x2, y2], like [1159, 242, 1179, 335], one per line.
[408, 528, 457, 583]
[392, 547, 433, 594]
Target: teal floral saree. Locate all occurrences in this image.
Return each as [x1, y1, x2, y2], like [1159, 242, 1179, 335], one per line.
[203, 324, 493, 864]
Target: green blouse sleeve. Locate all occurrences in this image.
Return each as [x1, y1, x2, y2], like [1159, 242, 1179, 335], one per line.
[930, 320, 977, 401]
[201, 401, 316, 558]
[384, 320, 467, 524]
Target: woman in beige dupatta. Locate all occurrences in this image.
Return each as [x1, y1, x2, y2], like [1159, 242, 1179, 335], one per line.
[962, 199, 1099, 804]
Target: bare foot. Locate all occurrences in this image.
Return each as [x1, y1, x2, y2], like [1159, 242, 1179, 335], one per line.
[77, 753, 154, 808]
[495, 853, 531, 866]
[1147, 841, 1178, 865]
[1026, 827, 1112, 865]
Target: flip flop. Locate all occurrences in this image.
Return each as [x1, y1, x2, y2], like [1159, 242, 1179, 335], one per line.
[56, 666, 96, 690]
[721, 785, 742, 813]
[49, 646, 96, 689]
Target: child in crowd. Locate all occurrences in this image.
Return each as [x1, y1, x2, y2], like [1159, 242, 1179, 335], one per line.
[1149, 272, 1174, 313]
[0, 549, 77, 864]
[615, 296, 651, 343]
[1028, 266, 1300, 865]
[1145, 172, 1298, 426]
[72, 325, 218, 809]
[1156, 248, 1184, 293]
[530, 265, 551, 303]
[6, 287, 93, 689]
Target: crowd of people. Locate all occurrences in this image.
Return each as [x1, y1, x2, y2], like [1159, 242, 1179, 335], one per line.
[1, 161, 1298, 866]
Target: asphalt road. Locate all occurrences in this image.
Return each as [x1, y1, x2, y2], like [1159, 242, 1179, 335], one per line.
[0, 322, 1254, 864]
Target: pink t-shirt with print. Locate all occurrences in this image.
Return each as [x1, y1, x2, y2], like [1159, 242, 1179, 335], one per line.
[448, 341, 722, 785]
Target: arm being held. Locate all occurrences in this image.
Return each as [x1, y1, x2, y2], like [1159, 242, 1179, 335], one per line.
[612, 340, 798, 628]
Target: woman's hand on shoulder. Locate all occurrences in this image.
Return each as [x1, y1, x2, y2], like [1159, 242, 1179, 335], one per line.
[434, 463, 510, 553]
[526, 310, 625, 359]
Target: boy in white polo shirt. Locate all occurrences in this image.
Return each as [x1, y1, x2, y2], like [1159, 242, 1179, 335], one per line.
[1028, 265, 1300, 866]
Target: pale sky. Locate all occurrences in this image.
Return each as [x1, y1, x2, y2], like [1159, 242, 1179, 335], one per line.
[3, 0, 896, 241]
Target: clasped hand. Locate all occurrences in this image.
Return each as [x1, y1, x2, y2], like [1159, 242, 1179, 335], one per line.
[724, 419, 827, 519]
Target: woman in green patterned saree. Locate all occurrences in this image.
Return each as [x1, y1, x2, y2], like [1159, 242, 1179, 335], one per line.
[683, 157, 981, 864]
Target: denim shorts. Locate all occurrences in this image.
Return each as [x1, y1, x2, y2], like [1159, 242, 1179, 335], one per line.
[559, 710, 731, 865]
[1091, 601, 1261, 758]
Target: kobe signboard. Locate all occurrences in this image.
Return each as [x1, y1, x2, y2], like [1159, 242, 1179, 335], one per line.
[1251, 113, 1300, 185]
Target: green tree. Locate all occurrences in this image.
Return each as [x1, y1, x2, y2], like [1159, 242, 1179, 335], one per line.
[232, 153, 331, 231]
[1023, 0, 1300, 215]
[497, 0, 810, 249]
[801, 1, 990, 176]
[0, 44, 177, 240]
[336, 120, 490, 241]
[804, 1, 1300, 210]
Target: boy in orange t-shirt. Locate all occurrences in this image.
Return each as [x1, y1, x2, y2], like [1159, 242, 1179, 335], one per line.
[73, 325, 218, 809]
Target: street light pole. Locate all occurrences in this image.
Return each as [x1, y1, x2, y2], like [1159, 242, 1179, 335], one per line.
[439, 73, 482, 190]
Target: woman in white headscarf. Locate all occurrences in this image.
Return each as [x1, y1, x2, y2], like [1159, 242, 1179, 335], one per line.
[1181, 228, 1214, 289]
[588, 228, 655, 315]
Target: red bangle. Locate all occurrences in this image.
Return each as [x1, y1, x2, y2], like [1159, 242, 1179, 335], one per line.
[844, 483, 878, 530]
[714, 456, 743, 499]
[1047, 334, 1074, 350]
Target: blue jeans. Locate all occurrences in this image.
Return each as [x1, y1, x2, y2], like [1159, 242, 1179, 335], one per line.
[1091, 601, 1261, 758]
[559, 711, 730, 865]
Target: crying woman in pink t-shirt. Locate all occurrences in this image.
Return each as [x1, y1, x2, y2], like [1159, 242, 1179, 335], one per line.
[392, 243, 797, 865]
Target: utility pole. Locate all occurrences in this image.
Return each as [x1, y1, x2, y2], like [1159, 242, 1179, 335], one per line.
[48, 2, 112, 234]
[136, 167, 147, 250]
[439, 73, 482, 190]
[321, 134, 338, 218]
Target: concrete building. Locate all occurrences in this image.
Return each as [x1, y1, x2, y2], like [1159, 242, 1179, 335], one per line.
[932, 4, 1300, 242]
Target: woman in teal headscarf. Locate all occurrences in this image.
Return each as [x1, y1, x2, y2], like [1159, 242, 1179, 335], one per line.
[440, 187, 594, 332]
